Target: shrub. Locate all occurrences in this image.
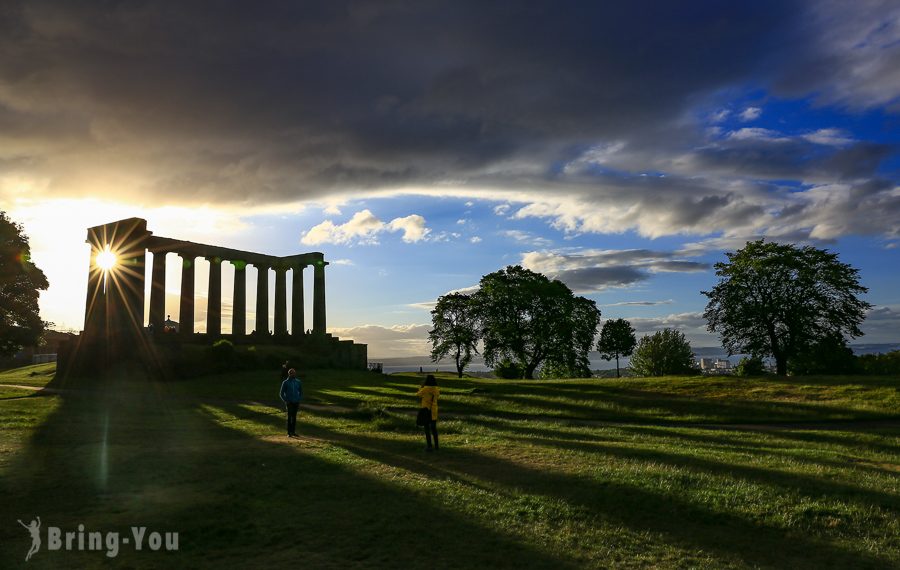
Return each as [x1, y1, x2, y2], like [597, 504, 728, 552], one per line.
[630, 329, 696, 377]
[857, 350, 900, 375]
[788, 334, 858, 375]
[734, 356, 766, 377]
[204, 339, 237, 373]
[494, 358, 524, 379]
[539, 361, 591, 379]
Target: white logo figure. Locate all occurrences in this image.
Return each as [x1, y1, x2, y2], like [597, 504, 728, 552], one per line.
[18, 516, 41, 561]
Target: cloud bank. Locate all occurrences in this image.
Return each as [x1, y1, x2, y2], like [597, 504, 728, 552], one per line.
[0, 1, 897, 244]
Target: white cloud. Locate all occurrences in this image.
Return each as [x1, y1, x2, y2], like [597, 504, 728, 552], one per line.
[331, 258, 354, 265]
[330, 323, 431, 357]
[710, 109, 731, 123]
[563, 141, 627, 173]
[739, 106, 762, 121]
[470, 236, 482, 243]
[388, 214, 430, 243]
[494, 204, 511, 216]
[464, 201, 474, 207]
[602, 299, 675, 307]
[501, 229, 552, 247]
[726, 127, 783, 141]
[802, 128, 856, 146]
[301, 209, 431, 245]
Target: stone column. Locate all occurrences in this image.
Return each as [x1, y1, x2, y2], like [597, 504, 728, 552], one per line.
[291, 265, 305, 337]
[255, 262, 269, 335]
[149, 251, 167, 332]
[274, 266, 287, 336]
[232, 261, 246, 336]
[207, 256, 222, 337]
[179, 253, 195, 335]
[313, 261, 328, 334]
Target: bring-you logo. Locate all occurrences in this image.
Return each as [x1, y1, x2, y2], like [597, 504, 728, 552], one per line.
[16, 517, 179, 561]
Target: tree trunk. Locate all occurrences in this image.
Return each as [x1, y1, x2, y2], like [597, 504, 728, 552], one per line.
[775, 355, 787, 376]
[456, 359, 463, 378]
[615, 354, 620, 378]
[524, 362, 537, 379]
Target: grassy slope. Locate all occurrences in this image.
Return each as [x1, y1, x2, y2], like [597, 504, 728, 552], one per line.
[0, 364, 897, 569]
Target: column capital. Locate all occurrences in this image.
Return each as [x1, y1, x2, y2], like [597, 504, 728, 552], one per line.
[231, 259, 248, 270]
[206, 255, 222, 264]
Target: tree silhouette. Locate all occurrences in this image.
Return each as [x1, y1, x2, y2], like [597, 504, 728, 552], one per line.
[702, 240, 871, 376]
[428, 292, 480, 378]
[475, 265, 600, 379]
[597, 318, 637, 377]
[0, 212, 49, 357]
[630, 328, 695, 377]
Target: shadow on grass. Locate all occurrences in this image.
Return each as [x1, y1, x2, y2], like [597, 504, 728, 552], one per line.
[218, 401, 896, 570]
[460, 417, 900, 474]
[0, 388, 577, 569]
[321, 381, 895, 427]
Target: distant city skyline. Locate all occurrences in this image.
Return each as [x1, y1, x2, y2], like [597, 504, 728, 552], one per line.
[2, 2, 898, 356]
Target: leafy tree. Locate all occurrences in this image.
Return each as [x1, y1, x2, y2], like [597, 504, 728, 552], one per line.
[629, 328, 695, 376]
[702, 240, 871, 376]
[596, 318, 637, 377]
[494, 358, 524, 379]
[428, 292, 480, 378]
[475, 265, 601, 379]
[857, 350, 900, 375]
[734, 355, 767, 377]
[0, 212, 49, 357]
[788, 333, 858, 376]
[541, 296, 602, 378]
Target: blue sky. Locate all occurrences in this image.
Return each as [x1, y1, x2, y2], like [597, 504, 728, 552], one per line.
[1, 1, 898, 356]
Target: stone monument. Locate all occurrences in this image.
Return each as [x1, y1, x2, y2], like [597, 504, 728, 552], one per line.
[58, 217, 366, 377]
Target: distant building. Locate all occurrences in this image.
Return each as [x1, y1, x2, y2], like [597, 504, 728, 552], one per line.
[698, 357, 732, 373]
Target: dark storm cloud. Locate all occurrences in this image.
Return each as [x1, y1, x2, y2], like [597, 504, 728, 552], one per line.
[1, 0, 898, 242]
[687, 134, 894, 183]
[521, 248, 711, 293]
[553, 267, 647, 293]
[0, 0, 799, 200]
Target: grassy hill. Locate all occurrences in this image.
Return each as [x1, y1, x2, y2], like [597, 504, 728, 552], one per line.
[1, 363, 898, 568]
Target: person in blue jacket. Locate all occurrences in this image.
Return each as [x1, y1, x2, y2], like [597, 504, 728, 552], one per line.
[279, 368, 303, 437]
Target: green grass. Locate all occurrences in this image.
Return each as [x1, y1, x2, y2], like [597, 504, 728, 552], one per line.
[1, 365, 897, 568]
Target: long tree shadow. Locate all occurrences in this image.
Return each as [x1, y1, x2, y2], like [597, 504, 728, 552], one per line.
[0, 387, 578, 569]
[222, 401, 897, 569]
[461, 417, 900, 476]
[321, 381, 898, 426]
[497, 432, 900, 509]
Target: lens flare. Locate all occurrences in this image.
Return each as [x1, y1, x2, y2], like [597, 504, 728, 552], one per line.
[96, 249, 117, 270]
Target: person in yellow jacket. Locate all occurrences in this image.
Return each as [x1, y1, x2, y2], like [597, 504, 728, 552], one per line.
[416, 374, 440, 451]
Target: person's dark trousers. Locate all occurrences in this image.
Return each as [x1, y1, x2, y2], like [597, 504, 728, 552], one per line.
[424, 419, 439, 449]
[286, 403, 299, 435]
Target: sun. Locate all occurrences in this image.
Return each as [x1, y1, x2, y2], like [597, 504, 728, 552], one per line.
[96, 248, 118, 271]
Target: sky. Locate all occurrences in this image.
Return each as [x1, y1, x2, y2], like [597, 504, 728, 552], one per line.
[1, 1, 899, 357]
